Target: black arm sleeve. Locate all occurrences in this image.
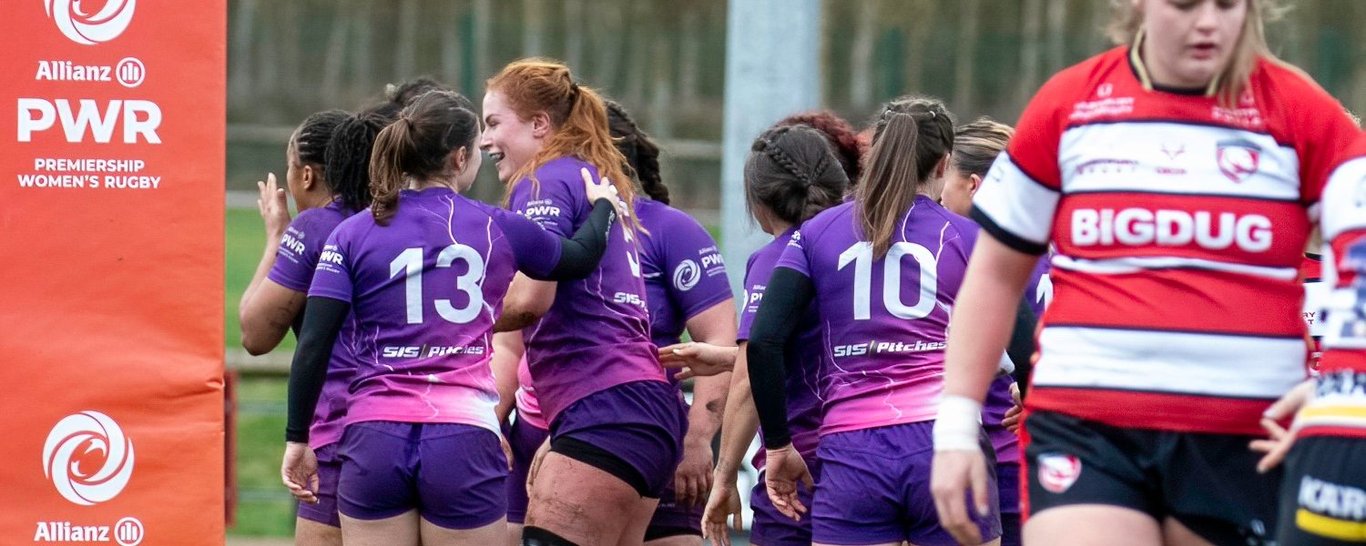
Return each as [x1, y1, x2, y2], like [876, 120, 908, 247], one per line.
[747, 266, 815, 449]
[285, 296, 350, 443]
[544, 198, 618, 280]
[1006, 296, 1037, 397]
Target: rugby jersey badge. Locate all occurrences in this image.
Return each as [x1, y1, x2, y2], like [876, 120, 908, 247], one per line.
[1216, 139, 1262, 183]
[1038, 453, 1082, 494]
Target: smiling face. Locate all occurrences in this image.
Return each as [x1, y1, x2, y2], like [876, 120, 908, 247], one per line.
[1139, 0, 1247, 89]
[479, 90, 545, 183]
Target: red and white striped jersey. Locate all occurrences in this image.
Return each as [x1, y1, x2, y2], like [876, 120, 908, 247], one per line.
[1301, 254, 1326, 370]
[973, 46, 1360, 435]
[1300, 135, 1366, 439]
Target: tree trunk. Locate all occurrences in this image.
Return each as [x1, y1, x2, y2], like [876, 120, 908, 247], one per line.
[522, 0, 546, 56]
[1019, 0, 1044, 105]
[1045, 0, 1067, 74]
[229, 0, 256, 102]
[321, 0, 351, 107]
[473, 0, 491, 85]
[279, 1, 301, 100]
[849, 0, 879, 110]
[954, 0, 981, 114]
[440, 2, 465, 86]
[564, 0, 585, 69]
[395, 0, 419, 82]
[677, 5, 701, 104]
[351, 1, 375, 102]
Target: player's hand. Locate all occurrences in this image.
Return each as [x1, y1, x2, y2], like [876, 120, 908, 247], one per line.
[931, 449, 991, 545]
[1002, 383, 1024, 433]
[500, 434, 514, 471]
[581, 167, 621, 212]
[257, 173, 291, 238]
[526, 438, 551, 496]
[281, 441, 319, 504]
[763, 444, 813, 521]
[701, 472, 743, 546]
[658, 342, 738, 380]
[1250, 379, 1314, 473]
[675, 434, 714, 507]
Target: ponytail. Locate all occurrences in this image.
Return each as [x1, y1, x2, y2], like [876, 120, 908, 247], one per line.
[367, 90, 481, 226]
[367, 118, 413, 226]
[856, 97, 955, 258]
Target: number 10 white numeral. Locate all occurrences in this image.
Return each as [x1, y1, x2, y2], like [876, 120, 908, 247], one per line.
[836, 241, 937, 320]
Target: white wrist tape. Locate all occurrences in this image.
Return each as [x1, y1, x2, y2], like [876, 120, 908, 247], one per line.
[933, 395, 983, 452]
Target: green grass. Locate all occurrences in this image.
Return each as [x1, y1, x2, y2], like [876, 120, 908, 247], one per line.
[227, 208, 296, 352]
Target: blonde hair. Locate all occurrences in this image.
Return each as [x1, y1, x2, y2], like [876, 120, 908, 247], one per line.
[1108, 0, 1287, 106]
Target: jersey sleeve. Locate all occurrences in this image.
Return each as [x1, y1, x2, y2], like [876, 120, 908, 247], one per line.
[736, 252, 767, 342]
[508, 171, 583, 238]
[774, 229, 814, 278]
[491, 207, 564, 279]
[307, 228, 356, 303]
[663, 212, 733, 321]
[1290, 81, 1360, 212]
[267, 214, 323, 293]
[970, 76, 1067, 255]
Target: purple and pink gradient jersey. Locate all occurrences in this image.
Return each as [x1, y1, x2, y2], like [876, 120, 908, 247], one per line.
[309, 187, 567, 433]
[637, 198, 733, 384]
[508, 157, 666, 424]
[267, 200, 359, 449]
[513, 355, 547, 429]
[776, 196, 979, 435]
[739, 228, 825, 464]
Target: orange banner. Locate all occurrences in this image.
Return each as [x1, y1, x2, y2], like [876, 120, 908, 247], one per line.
[0, 1, 226, 545]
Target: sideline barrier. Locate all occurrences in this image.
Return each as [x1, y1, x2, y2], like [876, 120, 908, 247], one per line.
[0, 1, 227, 544]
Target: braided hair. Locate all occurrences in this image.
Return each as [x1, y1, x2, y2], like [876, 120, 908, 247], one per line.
[605, 100, 668, 204]
[743, 124, 849, 226]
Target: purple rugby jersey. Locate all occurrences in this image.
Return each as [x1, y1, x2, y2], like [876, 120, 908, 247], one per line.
[636, 198, 733, 382]
[775, 196, 979, 435]
[267, 200, 360, 449]
[739, 227, 825, 464]
[309, 187, 568, 433]
[507, 157, 665, 424]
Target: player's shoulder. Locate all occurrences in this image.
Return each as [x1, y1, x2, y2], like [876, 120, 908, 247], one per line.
[800, 201, 855, 237]
[1030, 47, 1130, 112]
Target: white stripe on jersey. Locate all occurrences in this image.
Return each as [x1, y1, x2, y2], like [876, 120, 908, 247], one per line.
[1059, 122, 1301, 200]
[1052, 254, 1298, 280]
[975, 152, 1060, 245]
[1319, 155, 1366, 240]
[1033, 326, 1306, 398]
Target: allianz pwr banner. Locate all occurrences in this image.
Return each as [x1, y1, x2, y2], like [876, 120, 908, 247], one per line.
[0, 1, 226, 545]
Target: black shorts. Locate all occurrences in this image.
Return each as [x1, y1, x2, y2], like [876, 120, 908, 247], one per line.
[1278, 435, 1366, 544]
[1022, 410, 1281, 545]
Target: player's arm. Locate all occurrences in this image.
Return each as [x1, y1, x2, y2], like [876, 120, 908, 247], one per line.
[284, 296, 350, 444]
[746, 266, 814, 449]
[492, 331, 525, 425]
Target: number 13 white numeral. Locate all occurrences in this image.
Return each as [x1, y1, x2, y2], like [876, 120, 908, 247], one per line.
[389, 244, 486, 325]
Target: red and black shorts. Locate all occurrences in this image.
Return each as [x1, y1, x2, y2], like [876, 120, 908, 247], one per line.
[1021, 410, 1281, 545]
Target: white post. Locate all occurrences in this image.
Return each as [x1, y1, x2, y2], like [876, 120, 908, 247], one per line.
[720, 0, 822, 292]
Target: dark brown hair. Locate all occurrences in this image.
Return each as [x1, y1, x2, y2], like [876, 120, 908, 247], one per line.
[367, 90, 479, 225]
[776, 110, 866, 185]
[857, 96, 955, 257]
[744, 124, 849, 227]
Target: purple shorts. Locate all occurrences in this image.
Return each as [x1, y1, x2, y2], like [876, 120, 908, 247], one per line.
[296, 443, 342, 527]
[549, 380, 687, 498]
[338, 421, 508, 530]
[998, 462, 1021, 546]
[750, 458, 821, 546]
[812, 422, 1001, 546]
[506, 415, 549, 524]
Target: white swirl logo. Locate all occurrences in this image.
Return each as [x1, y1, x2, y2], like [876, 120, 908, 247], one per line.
[673, 259, 701, 292]
[45, 0, 137, 45]
[43, 411, 135, 506]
